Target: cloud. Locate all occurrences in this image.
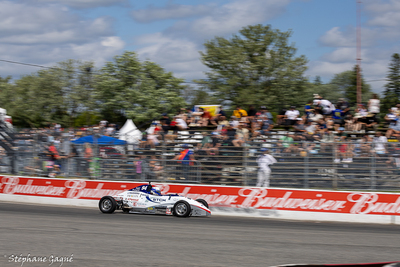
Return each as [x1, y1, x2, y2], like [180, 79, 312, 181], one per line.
[166, 0, 291, 40]
[136, 33, 207, 80]
[131, 0, 291, 40]
[0, 1, 124, 77]
[364, 0, 400, 27]
[132, 0, 293, 80]
[310, 0, 400, 93]
[0, 2, 115, 43]
[131, 3, 215, 23]
[18, 0, 128, 9]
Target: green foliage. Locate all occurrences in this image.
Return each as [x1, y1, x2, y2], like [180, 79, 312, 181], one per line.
[94, 51, 187, 124]
[74, 111, 101, 127]
[328, 66, 372, 104]
[197, 24, 308, 109]
[0, 60, 96, 128]
[305, 77, 344, 103]
[382, 53, 400, 112]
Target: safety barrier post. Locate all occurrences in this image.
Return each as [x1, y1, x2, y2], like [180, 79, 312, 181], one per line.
[303, 144, 309, 188]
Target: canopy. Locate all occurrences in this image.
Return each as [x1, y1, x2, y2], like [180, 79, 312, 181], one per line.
[71, 135, 127, 145]
[118, 119, 142, 144]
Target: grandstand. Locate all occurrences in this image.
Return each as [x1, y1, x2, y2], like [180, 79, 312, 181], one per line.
[1, 100, 400, 192]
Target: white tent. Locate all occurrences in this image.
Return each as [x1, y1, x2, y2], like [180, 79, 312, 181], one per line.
[118, 119, 142, 144]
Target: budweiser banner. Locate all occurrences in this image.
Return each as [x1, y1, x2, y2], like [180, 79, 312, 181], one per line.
[1, 176, 400, 216]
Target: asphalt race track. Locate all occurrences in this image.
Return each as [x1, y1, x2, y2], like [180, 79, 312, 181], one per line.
[0, 202, 399, 267]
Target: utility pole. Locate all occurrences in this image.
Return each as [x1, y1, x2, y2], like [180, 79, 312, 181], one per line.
[356, 0, 362, 104]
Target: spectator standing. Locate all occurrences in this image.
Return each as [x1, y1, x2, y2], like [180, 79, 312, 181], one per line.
[256, 148, 277, 187]
[196, 132, 212, 157]
[314, 97, 335, 115]
[385, 108, 397, 127]
[293, 118, 306, 134]
[261, 117, 274, 135]
[259, 106, 273, 121]
[217, 106, 227, 118]
[368, 94, 380, 115]
[304, 100, 314, 120]
[232, 123, 248, 147]
[247, 105, 257, 118]
[385, 112, 400, 139]
[175, 116, 188, 131]
[211, 106, 227, 125]
[199, 107, 212, 126]
[233, 106, 248, 119]
[363, 113, 378, 131]
[337, 98, 351, 117]
[146, 122, 160, 149]
[48, 142, 61, 166]
[277, 107, 287, 125]
[160, 113, 171, 135]
[69, 144, 80, 176]
[173, 144, 196, 180]
[373, 131, 387, 155]
[84, 143, 93, 178]
[106, 124, 115, 136]
[309, 109, 324, 123]
[284, 106, 300, 128]
[224, 125, 237, 145]
[230, 116, 240, 129]
[332, 106, 344, 131]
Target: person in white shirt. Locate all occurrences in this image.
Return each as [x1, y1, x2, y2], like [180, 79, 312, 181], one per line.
[373, 131, 387, 155]
[256, 148, 277, 187]
[314, 98, 335, 115]
[285, 106, 300, 127]
[175, 117, 188, 130]
[368, 94, 380, 115]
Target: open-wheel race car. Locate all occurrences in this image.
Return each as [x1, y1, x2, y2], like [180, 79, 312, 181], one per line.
[99, 182, 211, 217]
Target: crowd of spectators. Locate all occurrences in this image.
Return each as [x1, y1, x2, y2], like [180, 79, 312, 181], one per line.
[3, 92, 400, 178]
[135, 93, 400, 165]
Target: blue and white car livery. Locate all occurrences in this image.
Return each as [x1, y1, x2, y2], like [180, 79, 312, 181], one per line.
[98, 183, 211, 217]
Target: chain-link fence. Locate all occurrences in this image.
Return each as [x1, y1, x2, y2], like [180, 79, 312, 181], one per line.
[1, 129, 400, 191]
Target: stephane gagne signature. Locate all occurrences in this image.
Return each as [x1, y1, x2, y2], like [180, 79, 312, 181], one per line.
[4, 253, 73, 267]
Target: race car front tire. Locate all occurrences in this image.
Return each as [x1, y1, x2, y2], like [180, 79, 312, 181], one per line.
[173, 200, 191, 217]
[195, 199, 209, 208]
[99, 196, 117, 213]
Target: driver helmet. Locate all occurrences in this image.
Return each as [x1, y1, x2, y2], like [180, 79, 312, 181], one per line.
[151, 187, 161, 196]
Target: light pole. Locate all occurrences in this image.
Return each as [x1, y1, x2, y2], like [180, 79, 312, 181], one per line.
[356, 0, 362, 104]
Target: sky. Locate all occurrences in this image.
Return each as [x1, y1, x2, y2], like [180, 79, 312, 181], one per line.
[1, 0, 399, 94]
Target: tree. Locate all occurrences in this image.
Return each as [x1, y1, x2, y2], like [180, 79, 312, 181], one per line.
[305, 77, 344, 103]
[0, 60, 96, 127]
[329, 66, 372, 105]
[381, 53, 400, 112]
[94, 51, 187, 124]
[10, 69, 69, 127]
[197, 24, 308, 110]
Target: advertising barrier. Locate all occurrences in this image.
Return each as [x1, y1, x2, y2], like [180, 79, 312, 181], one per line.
[1, 175, 400, 224]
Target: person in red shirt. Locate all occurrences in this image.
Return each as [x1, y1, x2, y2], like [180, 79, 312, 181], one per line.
[200, 107, 212, 126]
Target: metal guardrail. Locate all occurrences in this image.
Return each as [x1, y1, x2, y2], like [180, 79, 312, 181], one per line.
[9, 156, 202, 183]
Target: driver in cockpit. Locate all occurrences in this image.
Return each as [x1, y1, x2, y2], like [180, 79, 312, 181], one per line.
[151, 187, 162, 196]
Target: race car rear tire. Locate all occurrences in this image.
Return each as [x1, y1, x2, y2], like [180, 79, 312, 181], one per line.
[173, 200, 191, 217]
[195, 199, 209, 208]
[99, 196, 117, 213]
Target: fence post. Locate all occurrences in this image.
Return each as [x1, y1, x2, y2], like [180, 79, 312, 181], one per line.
[243, 143, 248, 186]
[370, 151, 376, 190]
[332, 142, 338, 190]
[303, 144, 309, 188]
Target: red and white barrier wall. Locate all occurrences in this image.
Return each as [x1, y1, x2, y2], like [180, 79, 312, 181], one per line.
[1, 175, 400, 224]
